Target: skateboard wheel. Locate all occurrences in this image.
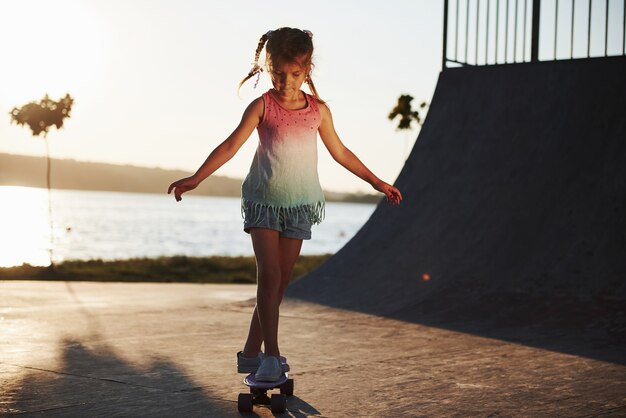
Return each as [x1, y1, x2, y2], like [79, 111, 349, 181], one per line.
[270, 393, 287, 413]
[280, 378, 294, 396]
[238, 393, 253, 412]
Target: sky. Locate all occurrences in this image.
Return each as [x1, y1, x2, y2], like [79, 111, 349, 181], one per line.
[0, 0, 623, 193]
[0, 0, 444, 194]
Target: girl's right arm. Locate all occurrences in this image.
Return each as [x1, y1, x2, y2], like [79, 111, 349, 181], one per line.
[167, 98, 264, 201]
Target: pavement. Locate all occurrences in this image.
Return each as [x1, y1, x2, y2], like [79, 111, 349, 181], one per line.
[2, 280, 625, 417]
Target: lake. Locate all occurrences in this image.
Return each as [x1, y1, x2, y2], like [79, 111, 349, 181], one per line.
[0, 186, 377, 267]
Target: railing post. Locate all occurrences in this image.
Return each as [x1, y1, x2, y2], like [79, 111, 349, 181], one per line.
[443, 0, 449, 71]
[531, 0, 541, 62]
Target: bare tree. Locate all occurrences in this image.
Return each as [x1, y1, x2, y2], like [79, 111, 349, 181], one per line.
[10, 93, 74, 266]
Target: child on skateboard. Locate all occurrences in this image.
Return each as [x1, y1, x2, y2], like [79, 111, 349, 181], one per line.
[168, 27, 402, 382]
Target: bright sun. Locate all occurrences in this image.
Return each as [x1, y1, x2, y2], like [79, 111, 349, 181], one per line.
[0, 0, 109, 109]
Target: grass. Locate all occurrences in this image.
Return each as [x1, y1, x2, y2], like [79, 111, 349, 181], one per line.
[0, 254, 332, 284]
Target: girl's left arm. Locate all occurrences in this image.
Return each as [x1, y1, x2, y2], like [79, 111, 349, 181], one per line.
[318, 103, 402, 205]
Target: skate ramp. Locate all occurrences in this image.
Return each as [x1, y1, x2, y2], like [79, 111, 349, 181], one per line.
[287, 57, 626, 361]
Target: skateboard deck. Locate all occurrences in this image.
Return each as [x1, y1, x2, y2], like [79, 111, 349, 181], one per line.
[238, 370, 294, 413]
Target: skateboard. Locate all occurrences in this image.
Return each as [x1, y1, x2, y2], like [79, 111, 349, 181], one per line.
[237, 372, 294, 413]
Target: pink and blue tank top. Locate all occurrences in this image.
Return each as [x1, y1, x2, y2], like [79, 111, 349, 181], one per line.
[241, 89, 325, 224]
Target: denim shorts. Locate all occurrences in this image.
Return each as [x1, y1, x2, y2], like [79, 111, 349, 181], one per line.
[242, 201, 313, 240]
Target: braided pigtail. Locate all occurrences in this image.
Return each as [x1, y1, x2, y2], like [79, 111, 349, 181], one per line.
[238, 31, 272, 91]
[305, 74, 325, 105]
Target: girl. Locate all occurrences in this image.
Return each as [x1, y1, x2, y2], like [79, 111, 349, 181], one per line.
[168, 27, 402, 382]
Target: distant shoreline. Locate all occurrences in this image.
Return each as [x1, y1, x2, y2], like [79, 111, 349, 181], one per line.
[0, 255, 332, 284]
[0, 153, 381, 204]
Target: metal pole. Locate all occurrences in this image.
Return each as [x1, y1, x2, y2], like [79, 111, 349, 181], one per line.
[605, 0, 609, 56]
[587, 0, 591, 58]
[531, 0, 540, 62]
[486, 0, 490, 64]
[466, 0, 470, 62]
[496, 0, 500, 63]
[524, 0, 528, 61]
[514, 0, 519, 61]
[443, 0, 449, 70]
[456, 0, 460, 60]
[505, 0, 509, 62]
[555, 0, 559, 59]
[476, 0, 480, 64]
[571, 0, 575, 58]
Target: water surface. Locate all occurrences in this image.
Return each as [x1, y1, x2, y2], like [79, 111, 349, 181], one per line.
[0, 186, 376, 267]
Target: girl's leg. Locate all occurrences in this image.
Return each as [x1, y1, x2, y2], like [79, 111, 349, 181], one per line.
[276, 235, 304, 298]
[248, 228, 283, 358]
[242, 230, 303, 357]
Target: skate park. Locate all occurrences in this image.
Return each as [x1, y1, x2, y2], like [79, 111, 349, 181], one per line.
[2, 1, 626, 416]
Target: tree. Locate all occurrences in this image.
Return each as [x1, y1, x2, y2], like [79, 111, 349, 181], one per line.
[388, 94, 429, 157]
[9, 93, 74, 266]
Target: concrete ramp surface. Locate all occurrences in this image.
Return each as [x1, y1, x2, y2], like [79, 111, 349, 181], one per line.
[288, 57, 626, 360]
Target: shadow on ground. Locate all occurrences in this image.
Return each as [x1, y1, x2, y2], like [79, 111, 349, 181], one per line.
[6, 336, 320, 417]
[7, 337, 224, 416]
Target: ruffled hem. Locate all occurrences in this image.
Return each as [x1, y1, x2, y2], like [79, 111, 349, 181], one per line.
[241, 199, 325, 226]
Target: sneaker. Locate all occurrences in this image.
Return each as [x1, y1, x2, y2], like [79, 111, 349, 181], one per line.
[237, 351, 290, 374]
[260, 352, 290, 373]
[237, 351, 262, 374]
[255, 356, 282, 382]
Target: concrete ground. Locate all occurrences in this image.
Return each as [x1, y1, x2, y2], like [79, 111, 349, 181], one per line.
[1, 281, 624, 417]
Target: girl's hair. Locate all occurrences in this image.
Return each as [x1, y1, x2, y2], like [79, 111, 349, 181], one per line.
[239, 27, 324, 103]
